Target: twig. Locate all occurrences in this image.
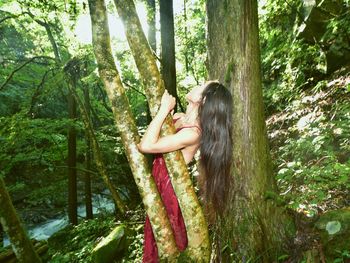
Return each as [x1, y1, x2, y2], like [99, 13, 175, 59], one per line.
[123, 81, 146, 98]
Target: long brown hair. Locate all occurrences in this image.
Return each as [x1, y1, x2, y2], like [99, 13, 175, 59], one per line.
[198, 81, 233, 220]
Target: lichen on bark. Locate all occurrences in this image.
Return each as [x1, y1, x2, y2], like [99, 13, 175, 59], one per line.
[87, 0, 179, 260]
[113, 0, 210, 261]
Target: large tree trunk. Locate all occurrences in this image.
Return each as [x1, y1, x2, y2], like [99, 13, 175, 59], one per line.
[113, 0, 210, 260]
[0, 177, 42, 263]
[159, 0, 178, 105]
[87, 0, 179, 260]
[83, 85, 94, 220]
[206, 0, 294, 261]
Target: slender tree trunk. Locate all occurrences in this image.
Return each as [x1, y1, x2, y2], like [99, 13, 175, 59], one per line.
[87, 0, 179, 260]
[67, 88, 78, 225]
[0, 223, 3, 247]
[114, 0, 210, 260]
[31, 13, 81, 227]
[0, 177, 42, 263]
[159, 0, 178, 104]
[146, 0, 156, 53]
[67, 84, 127, 216]
[83, 85, 93, 219]
[206, 0, 294, 261]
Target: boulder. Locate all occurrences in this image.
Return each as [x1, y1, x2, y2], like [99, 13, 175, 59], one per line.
[92, 224, 130, 263]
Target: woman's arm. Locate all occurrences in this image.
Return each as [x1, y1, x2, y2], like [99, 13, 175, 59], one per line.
[138, 90, 199, 153]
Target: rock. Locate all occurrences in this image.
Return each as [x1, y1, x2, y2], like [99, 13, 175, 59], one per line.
[91, 224, 130, 263]
[315, 208, 350, 258]
[297, 0, 343, 42]
[296, 0, 349, 73]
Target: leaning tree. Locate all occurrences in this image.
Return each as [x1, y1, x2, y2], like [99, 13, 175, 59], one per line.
[0, 177, 42, 263]
[88, 0, 211, 260]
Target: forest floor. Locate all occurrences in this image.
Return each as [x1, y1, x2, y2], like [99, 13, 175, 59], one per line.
[265, 69, 350, 262]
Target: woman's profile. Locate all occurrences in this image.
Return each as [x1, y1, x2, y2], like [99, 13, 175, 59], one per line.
[138, 80, 233, 262]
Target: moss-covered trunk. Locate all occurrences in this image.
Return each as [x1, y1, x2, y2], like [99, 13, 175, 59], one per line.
[206, 0, 294, 261]
[0, 177, 42, 263]
[87, 0, 178, 260]
[113, 0, 210, 260]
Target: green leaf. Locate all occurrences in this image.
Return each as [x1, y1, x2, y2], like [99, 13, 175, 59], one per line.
[326, 221, 341, 235]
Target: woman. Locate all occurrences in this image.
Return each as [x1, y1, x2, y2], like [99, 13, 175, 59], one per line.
[138, 80, 233, 262]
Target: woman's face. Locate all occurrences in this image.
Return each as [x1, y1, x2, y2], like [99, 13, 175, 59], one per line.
[184, 84, 205, 115]
[186, 84, 205, 105]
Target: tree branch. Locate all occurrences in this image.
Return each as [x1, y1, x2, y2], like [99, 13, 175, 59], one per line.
[0, 10, 22, 24]
[122, 81, 146, 98]
[23, 10, 61, 62]
[0, 56, 56, 91]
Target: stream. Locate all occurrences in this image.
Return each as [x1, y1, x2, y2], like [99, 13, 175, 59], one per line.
[2, 192, 115, 247]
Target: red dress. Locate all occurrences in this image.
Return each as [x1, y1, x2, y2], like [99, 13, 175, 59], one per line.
[142, 124, 199, 263]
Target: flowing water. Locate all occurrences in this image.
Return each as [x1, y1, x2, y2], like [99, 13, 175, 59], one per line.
[2, 192, 115, 247]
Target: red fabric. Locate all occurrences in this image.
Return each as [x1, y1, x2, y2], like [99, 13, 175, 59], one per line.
[142, 123, 199, 263]
[142, 154, 188, 263]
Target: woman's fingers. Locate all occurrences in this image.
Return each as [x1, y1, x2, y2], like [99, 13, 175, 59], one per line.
[161, 90, 176, 112]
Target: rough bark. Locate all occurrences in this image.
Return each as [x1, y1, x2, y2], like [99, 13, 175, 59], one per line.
[83, 85, 93, 219]
[146, 0, 156, 53]
[114, 0, 210, 260]
[87, 0, 179, 260]
[67, 85, 127, 216]
[206, 0, 294, 261]
[0, 177, 42, 263]
[159, 0, 178, 102]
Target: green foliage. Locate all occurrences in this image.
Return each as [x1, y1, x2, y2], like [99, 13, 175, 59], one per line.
[48, 216, 117, 263]
[47, 213, 145, 263]
[175, 0, 207, 86]
[270, 85, 350, 216]
[0, 113, 78, 175]
[260, 0, 350, 221]
[259, 0, 332, 114]
[121, 224, 144, 263]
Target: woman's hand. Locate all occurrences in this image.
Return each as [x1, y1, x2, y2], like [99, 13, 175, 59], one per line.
[160, 90, 176, 114]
